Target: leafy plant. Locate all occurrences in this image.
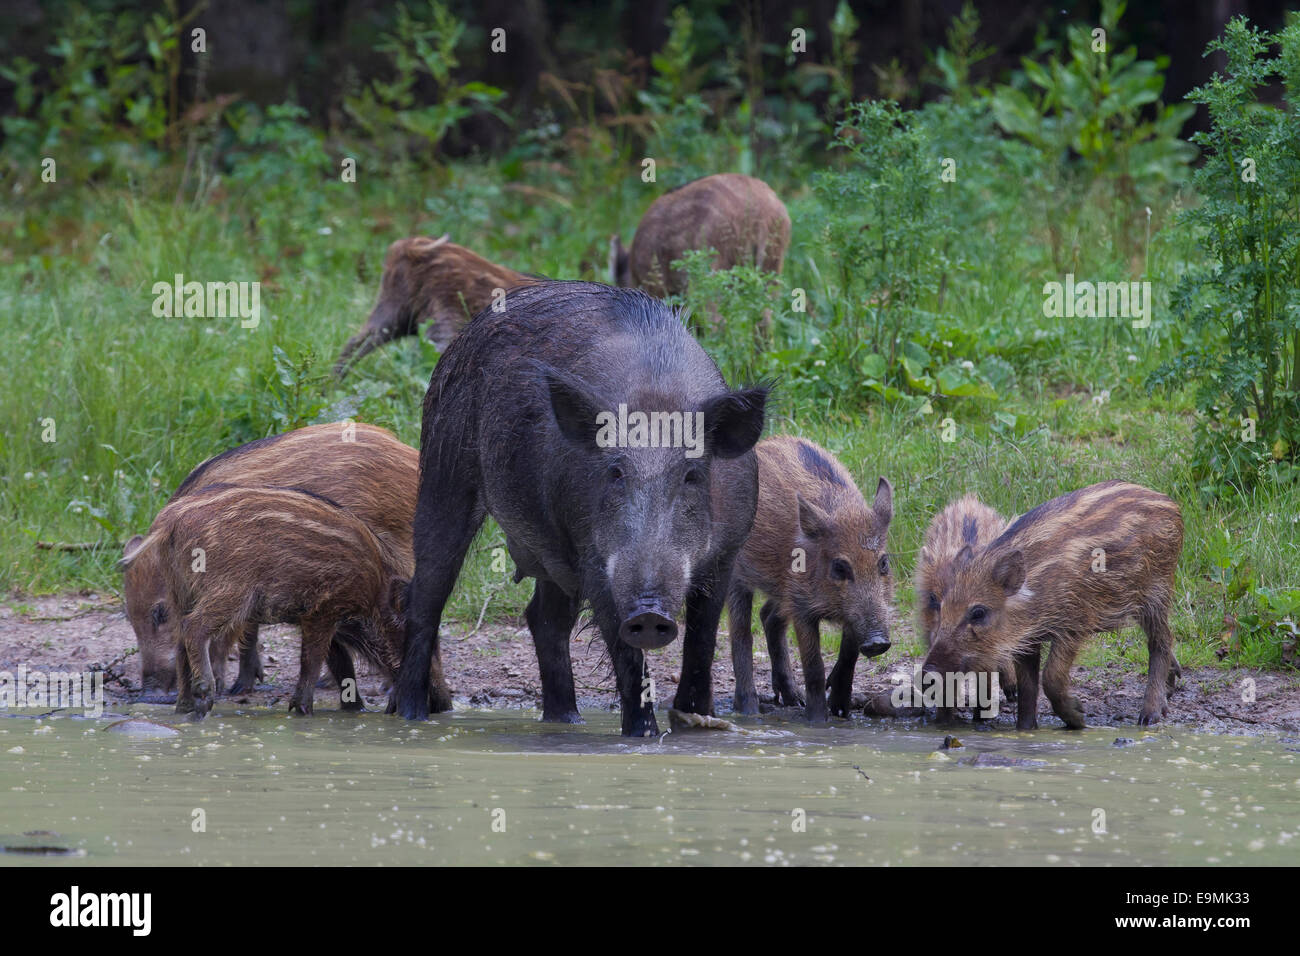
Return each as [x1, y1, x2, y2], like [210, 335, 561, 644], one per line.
[1148, 17, 1300, 496]
[342, 0, 506, 169]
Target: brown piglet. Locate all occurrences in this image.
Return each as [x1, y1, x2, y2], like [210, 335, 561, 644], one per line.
[122, 422, 418, 698]
[915, 494, 1014, 720]
[922, 480, 1183, 730]
[610, 174, 791, 306]
[334, 235, 539, 377]
[122, 484, 409, 720]
[729, 436, 894, 722]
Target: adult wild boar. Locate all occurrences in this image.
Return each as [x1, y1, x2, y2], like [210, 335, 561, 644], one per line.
[922, 481, 1183, 730]
[388, 281, 768, 736]
[334, 235, 540, 377]
[122, 485, 408, 719]
[728, 436, 893, 722]
[122, 423, 417, 698]
[610, 174, 791, 302]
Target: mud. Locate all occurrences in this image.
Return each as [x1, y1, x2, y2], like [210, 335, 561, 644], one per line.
[2, 592, 1297, 735]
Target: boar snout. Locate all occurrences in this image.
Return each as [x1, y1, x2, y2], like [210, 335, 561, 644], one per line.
[619, 604, 678, 650]
[858, 628, 891, 658]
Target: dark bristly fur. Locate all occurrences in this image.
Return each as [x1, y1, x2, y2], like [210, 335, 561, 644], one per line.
[334, 235, 539, 377]
[122, 485, 409, 720]
[922, 481, 1184, 730]
[389, 280, 768, 737]
[121, 423, 418, 697]
[729, 436, 894, 722]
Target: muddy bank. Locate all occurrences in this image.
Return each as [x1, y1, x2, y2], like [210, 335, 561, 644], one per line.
[2, 592, 1298, 736]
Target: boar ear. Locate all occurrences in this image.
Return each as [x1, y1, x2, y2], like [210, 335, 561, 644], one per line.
[544, 367, 604, 449]
[701, 385, 768, 459]
[150, 603, 168, 628]
[991, 549, 1026, 594]
[872, 477, 893, 524]
[122, 534, 144, 559]
[797, 495, 829, 539]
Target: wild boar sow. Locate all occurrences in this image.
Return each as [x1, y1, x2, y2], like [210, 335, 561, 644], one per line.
[122, 423, 417, 697]
[610, 174, 791, 299]
[389, 281, 768, 736]
[915, 494, 1012, 719]
[122, 485, 408, 719]
[922, 481, 1183, 730]
[334, 235, 539, 377]
[729, 436, 893, 722]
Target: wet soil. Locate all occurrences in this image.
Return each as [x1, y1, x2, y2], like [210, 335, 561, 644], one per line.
[3, 592, 1298, 735]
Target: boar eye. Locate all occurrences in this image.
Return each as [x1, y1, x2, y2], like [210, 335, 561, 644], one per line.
[607, 464, 625, 485]
[968, 605, 989, 626]
[927, 592, 940, 612]
[878, 555, 890, 576]
[683, 467, 702, 486]
[830, 558, 854, 582]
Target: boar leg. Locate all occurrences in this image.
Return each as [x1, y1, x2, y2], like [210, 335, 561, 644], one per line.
[179, 618, 220, 720]
[1042, 639, 1086, 729]
[1138, 606, 1175, 726]
[728, 586, 760, 716]
[760, 600, 803, 707]
[174, 639, 196, 714]
[289, 619, 334, 716]
[390, 482, 483, 720]
[227, 623, 263, 694]
[603, 623, 658, 738]
[826, 632, 859, 719]
[326, 637, 361, 711]
[673, 564, 733, 719]
[794, 617, 828, 723]
[1013, 644, 1042, 731]
[525, 578, 582, 723]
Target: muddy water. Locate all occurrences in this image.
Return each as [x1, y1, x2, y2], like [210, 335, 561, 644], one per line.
[1, 707, 1296, 865]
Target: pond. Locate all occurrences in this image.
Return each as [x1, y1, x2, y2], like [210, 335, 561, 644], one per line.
[1, 707, 1296, 865]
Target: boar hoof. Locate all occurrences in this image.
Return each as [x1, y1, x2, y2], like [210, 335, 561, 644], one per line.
[1015, 713, 1038, 731]
[429, 684, 454, 714]
[828, 693, 853, 720]
[1137, 704, 1166, 726]
[288, 697, 313, 716]
[541, 708, 584, 724]
[733, 691, 760, 716]
[773, 683, 804, 708]
[805, 703, 829, 724]
[1056, 700, 1086, 730]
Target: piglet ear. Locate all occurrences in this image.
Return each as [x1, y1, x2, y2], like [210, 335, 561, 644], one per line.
[992, 549, 1026, 594]
[797, 494, 829, 539]
[954, 544, 974, 569]
[873, 477, 893, 524]
[702, 385, 768, 459]
[544, 366, 605, 450]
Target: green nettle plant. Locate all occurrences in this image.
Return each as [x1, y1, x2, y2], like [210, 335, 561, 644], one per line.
[990, 0, 1194, 268]
[811, 100, 997, 413]
[1148, 18, 1300, 496]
